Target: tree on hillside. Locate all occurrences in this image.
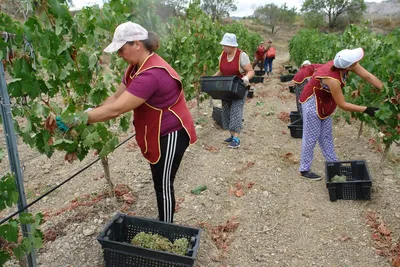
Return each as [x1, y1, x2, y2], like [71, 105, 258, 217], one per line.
[301, 0, 366, 28]
[200, 0, 237, 21]
[254, 3, 297, 34]
[303, 11, 326, 29]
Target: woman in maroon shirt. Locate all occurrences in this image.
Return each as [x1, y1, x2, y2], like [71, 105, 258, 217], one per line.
[58, 22, 197, 223]
[292, 60, 323, 117]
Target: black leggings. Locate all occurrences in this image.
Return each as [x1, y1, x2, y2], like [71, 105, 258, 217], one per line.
[150, 128, 189, 223]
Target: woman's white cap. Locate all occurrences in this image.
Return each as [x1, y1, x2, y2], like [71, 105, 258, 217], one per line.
[333, 48, 364, 69]
[301, 60, 311, 66]
[104, 22, 148, 53]
[220, 33, 238, 47]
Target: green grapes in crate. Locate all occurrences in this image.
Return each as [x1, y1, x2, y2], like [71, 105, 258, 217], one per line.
[331, 175, 347, 183]
[131, 232, 189, 256]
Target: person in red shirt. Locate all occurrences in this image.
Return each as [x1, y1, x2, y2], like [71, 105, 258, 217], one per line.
[264, 39, 276, 76]
[59, 22, 197, 223]
[298, 48, 382, 180]
[292, 60, 323, 117]
[252, 41, 266, 71]
[214, 33, 254, 148]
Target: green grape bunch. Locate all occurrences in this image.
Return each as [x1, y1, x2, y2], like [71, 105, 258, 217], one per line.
[131, 232, 189, 256]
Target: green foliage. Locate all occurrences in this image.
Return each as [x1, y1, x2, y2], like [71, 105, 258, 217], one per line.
[289, 25, 400, 148]
[159, 1, 261, 100]
[2, 0, 260, 160]
[303, 12, 325, 29]
[0, 174, 19, 210]
[159, 1, 222, 100]
[301, 0, 366, 28]
[288, 28, 341, 66]
[131, 232, 189, 255]
[0, 173, 43, 266]
[254, 3, 297, 34]
[0, 0, 163, 162]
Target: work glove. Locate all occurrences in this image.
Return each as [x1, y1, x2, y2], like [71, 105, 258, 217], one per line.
[242, 76, 250, 86]
[363, 107, 379, 117]
[56, 116, 71, 132]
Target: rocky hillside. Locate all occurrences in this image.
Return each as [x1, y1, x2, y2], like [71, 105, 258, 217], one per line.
[365, 0, 400, 18]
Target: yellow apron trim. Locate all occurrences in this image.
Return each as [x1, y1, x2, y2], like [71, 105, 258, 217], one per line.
[293, 76, 311, 84]
[299, 86, 318, 104]
[143, 125, 148, 154]
[167, 90, 197, 145]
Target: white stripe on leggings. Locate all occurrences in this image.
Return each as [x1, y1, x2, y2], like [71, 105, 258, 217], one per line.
[162, 131, 177, 223]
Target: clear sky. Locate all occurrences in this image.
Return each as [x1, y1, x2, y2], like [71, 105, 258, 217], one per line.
[70, 0, 384, 17]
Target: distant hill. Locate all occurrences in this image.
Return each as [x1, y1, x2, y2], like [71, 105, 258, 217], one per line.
[364, 0, 400, 19]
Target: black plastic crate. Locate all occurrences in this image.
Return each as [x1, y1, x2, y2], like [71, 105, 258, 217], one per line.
[250, 76, 264, 83]
[289, 85, 295, 94]
[255, 70, 266, 76]
[200, 76, 246, 100]
[325, 160, 372, 201]
[212, 106, 223, 128]
[289, 111, 300, 123]
[287, 119, 302, 138]
[280, 74, 295, 83]
[97, 213, 201, 267]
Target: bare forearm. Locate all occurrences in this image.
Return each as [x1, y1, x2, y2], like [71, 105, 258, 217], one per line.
[366, 75, 383, 89]
[245, 70, 255, 79]
[352, 63, 383, 89]
[214, 70, 222, 76]
[102, 95, 118, 105]
[88, 105, 121, 123]
[338, 102, 366, 113]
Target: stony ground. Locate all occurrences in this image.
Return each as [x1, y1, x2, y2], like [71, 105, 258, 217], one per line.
[1, 28, 400, 267]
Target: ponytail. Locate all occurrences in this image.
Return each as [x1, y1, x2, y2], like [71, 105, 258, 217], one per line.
[330, 65, 339, 72]
[141, 31, 160, 52]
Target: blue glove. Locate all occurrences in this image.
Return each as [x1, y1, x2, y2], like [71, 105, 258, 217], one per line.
[56, 116, 70, 132]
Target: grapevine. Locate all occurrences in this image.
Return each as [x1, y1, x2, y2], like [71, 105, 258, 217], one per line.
[0, 1, 262, 265]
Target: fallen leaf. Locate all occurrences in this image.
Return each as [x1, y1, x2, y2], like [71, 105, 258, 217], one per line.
[246, 182, 255, 189]
[378, 223, 391, 236]
[235, 188, 244, 197]
[204, 145, 219, 153]
[337, 235, 351, 242]
[44, 115, 57, 134]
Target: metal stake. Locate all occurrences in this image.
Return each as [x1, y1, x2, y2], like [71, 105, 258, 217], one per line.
[0, 63, 37, 266]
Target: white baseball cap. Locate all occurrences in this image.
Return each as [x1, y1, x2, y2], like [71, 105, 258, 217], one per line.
[104, 22, 148, 53]
[220, 33, 238, 47]
[333, 48, 364, 69]
[301, 60, 311, 67]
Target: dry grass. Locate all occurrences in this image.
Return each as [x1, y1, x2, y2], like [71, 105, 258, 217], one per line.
[369, 17, 400, 31]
